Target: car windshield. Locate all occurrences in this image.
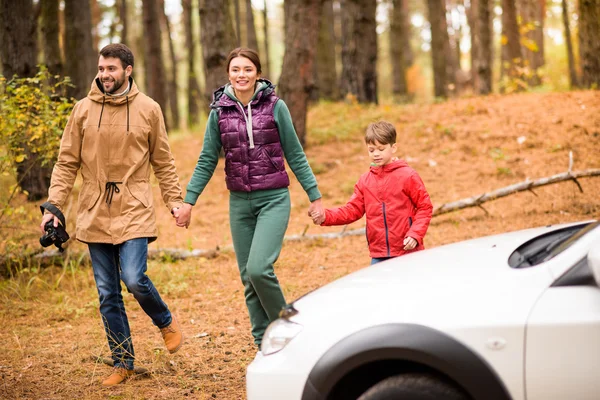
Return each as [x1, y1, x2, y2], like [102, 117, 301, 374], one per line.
[508, 221, 599, 268]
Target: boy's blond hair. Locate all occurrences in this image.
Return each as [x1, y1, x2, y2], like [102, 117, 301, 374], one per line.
[365, 121, 396, 145]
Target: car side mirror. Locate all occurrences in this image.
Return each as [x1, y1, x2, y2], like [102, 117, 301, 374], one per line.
[588, 243, 600, 287]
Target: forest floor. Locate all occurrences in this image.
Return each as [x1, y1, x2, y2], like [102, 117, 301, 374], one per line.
[1, 90, 599, 399]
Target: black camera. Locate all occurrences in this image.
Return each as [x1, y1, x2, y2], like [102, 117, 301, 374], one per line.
[39, 202, 70, 252]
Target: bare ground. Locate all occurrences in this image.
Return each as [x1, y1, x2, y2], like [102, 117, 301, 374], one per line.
[1, 90, 599, 399]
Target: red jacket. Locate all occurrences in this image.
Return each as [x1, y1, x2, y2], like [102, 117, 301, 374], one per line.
[323, 160, 433, 258]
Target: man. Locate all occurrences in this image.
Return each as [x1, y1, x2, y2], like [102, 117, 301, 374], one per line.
[40, 43, 184, 386]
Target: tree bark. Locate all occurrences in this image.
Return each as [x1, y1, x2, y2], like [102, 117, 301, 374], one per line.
[64, 0, 97, 100]
[312, 0, 339, 101]
[390, 0, 411, 100]
[476, 0, 493, 94]
[578, 0, 600, 88]
[142, 0, 169, 129]
[40, 0, 63, 79]
[340, 0, 378, 104]
[561, 0, 578, 88]
[245, 0, 259, 51]
[199, 0, 237, 107]
[233, 0, 241, 46]
[262, 0, 271, 79]
[120, 0, 128, 44]
[517, 0, 544, 85]
[426, 0, 449, 98]
[183, 0, 202, 126]
[277, 0, 321, 146]
[159, 0, 180, 129]
[501, 0, 523, 87]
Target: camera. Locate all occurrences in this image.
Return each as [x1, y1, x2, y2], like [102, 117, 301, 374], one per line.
[39, 202, 70, 252]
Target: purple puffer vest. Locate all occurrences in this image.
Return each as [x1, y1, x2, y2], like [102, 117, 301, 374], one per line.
[212, 80, 290, 192]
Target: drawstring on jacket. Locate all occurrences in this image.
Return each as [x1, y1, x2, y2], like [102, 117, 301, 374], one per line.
[98, 96, 106, 130]
[237, 102, 255, 149]
[104, 182, 121, 206]
[126, 95, 130, 132]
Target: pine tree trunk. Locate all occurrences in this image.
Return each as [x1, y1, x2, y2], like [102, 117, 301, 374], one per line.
[40, 0, 63, 79]
[120, 0, 128, 44]
[233, 0, 241, 46]
[199, 0, 237, 106]
[245, 0, 259, 51]
[561, 0, 578, 88]
[390, 0, 410, 100]
[262, 0, 271, 79]
[160, 0, 180, 129]
[183, 0, 202, 125]
[277, 0, 321, 146]
[312, 0, 339, 101]
[517, 0, 544, 85]
[476, 0, 493, 94]
[427, 0, 449, 98]
[579, 0, 600, 88]
[467, 0, 480, 90]
[501, 0, 522, 86]
[63, 0, 96, 100]
[340, 0, 378, 104]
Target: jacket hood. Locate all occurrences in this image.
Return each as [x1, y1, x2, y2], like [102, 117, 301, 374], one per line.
[210, 78, 275, 109]
[88, 76, 139, 131]
[370, 159, 410, 175]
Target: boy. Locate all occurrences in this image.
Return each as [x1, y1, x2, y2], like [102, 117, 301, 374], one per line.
[311, 121, 433, 264]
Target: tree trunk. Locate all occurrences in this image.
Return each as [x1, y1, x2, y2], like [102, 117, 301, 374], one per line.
[467, 0, 480, 89]
[278, 0, 321, 146]
[183, 0, 202, 126]
[578, 0, 600, 88]
[142, 0, 169, 129]
[312, 0, 339, 101]
[40, 0, 63, 79]
[233, 0, 241, 46]
[476, 0, 493, 94]
[562, 0, 578, 88]
[501, 0, 522, 86]
[64, 0, 96, 100]
[245, 0, 259, 51]
[262, 0, 271, 79]
[390, 0, 411, 100]
[517, 0, 543, 85]
[90, 0, 101, 53]
[427, 0, 449, 98]
[120, 0, 128, 44]
[160, 0, 180, 129]
[199, 0, 237, 107]
[0, 0, 53, 201]
[340, 0, 378, 104]
[445, 7, 458, 94]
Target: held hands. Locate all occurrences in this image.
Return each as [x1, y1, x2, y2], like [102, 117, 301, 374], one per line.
[308, 198, 325, 225]
[40, 213, 59, 234]
[172, 203, 193, 229]
[403, 236, 417, 251]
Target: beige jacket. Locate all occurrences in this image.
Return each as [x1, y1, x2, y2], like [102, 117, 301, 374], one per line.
[47, 77, 183, 244]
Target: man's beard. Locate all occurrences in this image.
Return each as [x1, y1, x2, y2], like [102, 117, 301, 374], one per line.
[104, 73, 127, 94]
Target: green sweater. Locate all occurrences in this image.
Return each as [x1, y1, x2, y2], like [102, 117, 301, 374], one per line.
[184, 90, 321, 205]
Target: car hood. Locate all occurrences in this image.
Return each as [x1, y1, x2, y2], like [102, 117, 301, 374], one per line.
[291, 224, 571, 331]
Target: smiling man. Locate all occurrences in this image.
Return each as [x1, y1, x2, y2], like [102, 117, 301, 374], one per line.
[40, 43, 185, 386]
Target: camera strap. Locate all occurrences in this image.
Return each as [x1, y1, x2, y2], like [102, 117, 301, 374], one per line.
[40, 202, 66, 227]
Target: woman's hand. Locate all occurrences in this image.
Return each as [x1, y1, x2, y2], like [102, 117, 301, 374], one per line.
[173, 203, 193, 228]
[308, 198, 325, 225]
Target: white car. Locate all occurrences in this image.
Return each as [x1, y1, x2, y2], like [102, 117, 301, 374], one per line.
[247, 220, 600, 400]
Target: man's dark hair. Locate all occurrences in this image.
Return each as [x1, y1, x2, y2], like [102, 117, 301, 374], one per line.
[99, 43, 135, 69]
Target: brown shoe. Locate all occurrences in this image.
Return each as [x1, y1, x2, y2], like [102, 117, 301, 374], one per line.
[102, 367, 134, 386]
[160, 316, 184, 354]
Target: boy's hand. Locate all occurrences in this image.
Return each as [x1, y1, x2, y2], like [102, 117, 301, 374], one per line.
[403, 236, 417, 251]
[308, 198, 325, 225]
[310, 210, 325, 225]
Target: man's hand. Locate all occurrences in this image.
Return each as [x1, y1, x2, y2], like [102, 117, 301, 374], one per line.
[308, 198, 325, 225]
[40, 213, 59, 234]
[403, 236, 417, 251]
[173, 203, 192, 228]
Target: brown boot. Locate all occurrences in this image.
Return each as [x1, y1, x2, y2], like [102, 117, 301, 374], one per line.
[102, 367, 134, 386]
[160, 316, 183, 354]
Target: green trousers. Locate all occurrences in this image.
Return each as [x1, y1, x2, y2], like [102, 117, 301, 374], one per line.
[229, 188, 290, 346]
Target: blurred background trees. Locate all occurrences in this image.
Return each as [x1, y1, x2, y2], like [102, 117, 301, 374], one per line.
[0, 0, 599, 198]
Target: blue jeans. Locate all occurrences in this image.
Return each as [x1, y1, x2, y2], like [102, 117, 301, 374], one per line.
[88, 238, 171, 370]
[371, 257, 392, 265]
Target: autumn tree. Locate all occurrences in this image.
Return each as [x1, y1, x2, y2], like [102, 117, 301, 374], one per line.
[40, 0, 63, 79]
[517, 0, 544, 85]
[278, 0, 321, 145]
[390, 0, 413, 100]
[160, 0, 180, 129]
[183, 0, 202, 125]
[312, 0, 339, 101]
[245, 0, 259, 51]
[474, 0, 493, 94]
[199, 0, 237, 106]
[501, 0, 523, 91]
[262, 0, 271, 78]
[64, 0, 96, 100]
[340, 0, 378, 103]
[561, 0, 578, 88]
[427, 0, 450, 98]
[578, 0, 600, 88]
[142, 0, 169, 129]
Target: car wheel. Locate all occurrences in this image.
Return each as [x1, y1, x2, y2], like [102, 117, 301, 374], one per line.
[357, 373, 469, 400]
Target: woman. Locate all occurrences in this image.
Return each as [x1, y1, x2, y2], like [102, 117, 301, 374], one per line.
[175, 48, 323, 349]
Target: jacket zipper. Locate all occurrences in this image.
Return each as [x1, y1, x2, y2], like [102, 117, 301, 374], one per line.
[382, 202, 390, 257]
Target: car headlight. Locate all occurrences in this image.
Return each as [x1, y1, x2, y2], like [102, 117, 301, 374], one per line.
[261, 318, 303, 355]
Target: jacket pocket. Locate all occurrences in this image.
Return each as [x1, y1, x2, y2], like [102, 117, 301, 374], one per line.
[79, 181, 101, 211]
[262, 148, 283, 171]
[127, 181, 151, 208]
